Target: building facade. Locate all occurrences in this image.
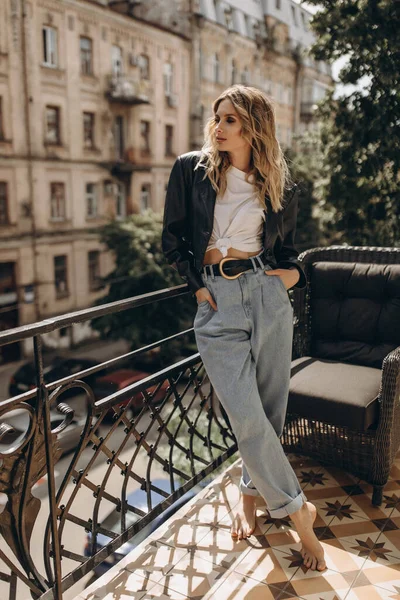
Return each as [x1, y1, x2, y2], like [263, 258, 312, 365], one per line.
[189, 0, 332, 149]
[0, 0, 332, 361]
[0, 0, 191, 359]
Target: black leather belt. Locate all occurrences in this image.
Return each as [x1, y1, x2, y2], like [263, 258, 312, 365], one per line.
[201, 251, 275, 280]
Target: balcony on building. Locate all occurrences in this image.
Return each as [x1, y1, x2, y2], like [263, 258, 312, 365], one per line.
[105, 74, 152, 105]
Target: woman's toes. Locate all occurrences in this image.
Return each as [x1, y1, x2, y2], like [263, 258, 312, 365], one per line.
[304, 552, 312, 567]
[317, 560, 327, 571]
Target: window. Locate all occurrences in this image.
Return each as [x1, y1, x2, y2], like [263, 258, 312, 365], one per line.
[230, 60, 237, 85]
[165, 124, 173, 156]
[50, 182, 66, 220]
[138, 54, 150, 80]
[140, 120, 150, 153]
[116, 182, 126, 219]
[111, 45, 123, 76]
[54, 255, 68, 298]
[0, 182, 8, 225]
[0, 98, 4, 140]
[225, 8, 234, 30]
[287, 86, 293, 106]
[113, 116, 124, 160]
[163, 62, 173, 96]
[85, 183, 98, 218]
[140, 184, 151, 212]
[241, 67, 250, 85]
[80, 37, 93, 75]
[291, 6, 297, 25]
[88, 250, 101, 291]
[83, 112, 95, 149]
[211, 53, 220, 83]
[275, 0, 281, 9]
[42, 26, 58, 67]
[45, 106, 60, 144]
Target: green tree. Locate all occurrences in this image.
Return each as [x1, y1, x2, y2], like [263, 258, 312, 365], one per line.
[284, 129, 327, 251]
[90, 210, 197, 366]
[302, 0, 400, 246]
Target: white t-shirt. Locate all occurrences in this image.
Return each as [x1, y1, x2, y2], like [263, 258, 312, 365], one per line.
[205, 165, 265, 257]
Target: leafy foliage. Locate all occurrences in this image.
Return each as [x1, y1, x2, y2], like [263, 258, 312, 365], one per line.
[284, 129, 327, 250]
[302, 0, 400, 246]
[90, 210, 196, 365]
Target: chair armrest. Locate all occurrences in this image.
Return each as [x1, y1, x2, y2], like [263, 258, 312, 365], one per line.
[378, 345, 400, 410]
[371, 346, 400, 483]
[374, 345, 400, 446]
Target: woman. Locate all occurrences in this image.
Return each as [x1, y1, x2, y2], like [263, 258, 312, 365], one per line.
[162, 85, 326, 572]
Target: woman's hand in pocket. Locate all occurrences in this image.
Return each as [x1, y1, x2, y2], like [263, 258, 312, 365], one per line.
[264, 268, 299, 290]
[195, 287, 217, 310]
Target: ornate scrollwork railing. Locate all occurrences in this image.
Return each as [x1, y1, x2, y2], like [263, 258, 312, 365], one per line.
[0, 284, 237, 600]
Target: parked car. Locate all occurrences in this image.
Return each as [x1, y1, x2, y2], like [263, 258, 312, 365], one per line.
[92, 369, 169, 417]
[9, 356, 108, 402]
[0, 407, 86, 456]
[84, 477, 208, 577]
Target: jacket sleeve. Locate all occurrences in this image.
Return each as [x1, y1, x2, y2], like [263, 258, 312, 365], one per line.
[276, 185, 307, 289]
[161, 156, 205, 296]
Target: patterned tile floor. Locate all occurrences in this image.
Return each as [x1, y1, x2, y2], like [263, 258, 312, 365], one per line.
[75, 451, 400, 600]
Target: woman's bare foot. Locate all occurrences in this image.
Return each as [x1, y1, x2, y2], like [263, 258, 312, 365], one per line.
[289, 501, 326, 571]
[231, 494, 257, 539]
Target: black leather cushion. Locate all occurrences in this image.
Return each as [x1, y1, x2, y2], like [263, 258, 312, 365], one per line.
[288, 356, 381, 431]
[310, 262, 400, 369]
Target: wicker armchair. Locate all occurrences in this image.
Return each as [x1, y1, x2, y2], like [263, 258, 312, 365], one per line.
[283, 246, 400, 505]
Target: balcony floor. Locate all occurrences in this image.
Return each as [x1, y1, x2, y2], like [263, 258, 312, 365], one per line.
[74, 451, 400, 600]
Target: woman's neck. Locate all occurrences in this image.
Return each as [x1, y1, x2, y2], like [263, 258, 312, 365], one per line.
[227, 149, 252, 174]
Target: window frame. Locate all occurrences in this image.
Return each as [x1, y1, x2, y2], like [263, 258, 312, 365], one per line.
[50, 182, 66, 221]
[80, 36, 93, 76]
[88, 250, 101, 291]
[0, 182, 9, 226]
[83, 111, 95, 149]
[0, 97, 4, 141]
[165, 124, 174, 156]
[140, 183, 151, 213]
[138, 54, 150, 80]
[42, 25, 58, 68]
[115, 182, 126, 219]
[140, 120, 151, 154]
[211, 53, 220, 83]
[85, 182, 98, 219]
[163, 62, 173, 97]
[45, 105, 61, 145]
[54, 255, 69, 299]
[111, 45, 123, 76]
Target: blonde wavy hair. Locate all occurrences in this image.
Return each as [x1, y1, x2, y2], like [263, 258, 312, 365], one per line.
[194, 85, 292, 213]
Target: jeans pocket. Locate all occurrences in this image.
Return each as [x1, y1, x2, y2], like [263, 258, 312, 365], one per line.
[197, 300, 209, 307]
[275, 275, 288, 293]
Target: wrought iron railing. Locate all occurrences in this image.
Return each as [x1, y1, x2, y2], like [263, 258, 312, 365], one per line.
[0, 283, 238, 600]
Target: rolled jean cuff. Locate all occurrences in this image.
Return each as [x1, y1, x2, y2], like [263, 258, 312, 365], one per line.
[268, 490, 308, 519]
[239, 477, 261, 497]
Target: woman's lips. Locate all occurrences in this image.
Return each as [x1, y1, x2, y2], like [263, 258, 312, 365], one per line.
[216, 138, 226, 142]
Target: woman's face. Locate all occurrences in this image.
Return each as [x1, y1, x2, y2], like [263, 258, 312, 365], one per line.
[214, 98, 251, 154]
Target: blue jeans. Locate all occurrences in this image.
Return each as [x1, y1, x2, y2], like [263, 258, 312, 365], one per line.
[193, 248, 307, 518]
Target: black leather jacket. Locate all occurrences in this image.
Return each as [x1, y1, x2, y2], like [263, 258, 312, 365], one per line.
[161, 151, 307, 296]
